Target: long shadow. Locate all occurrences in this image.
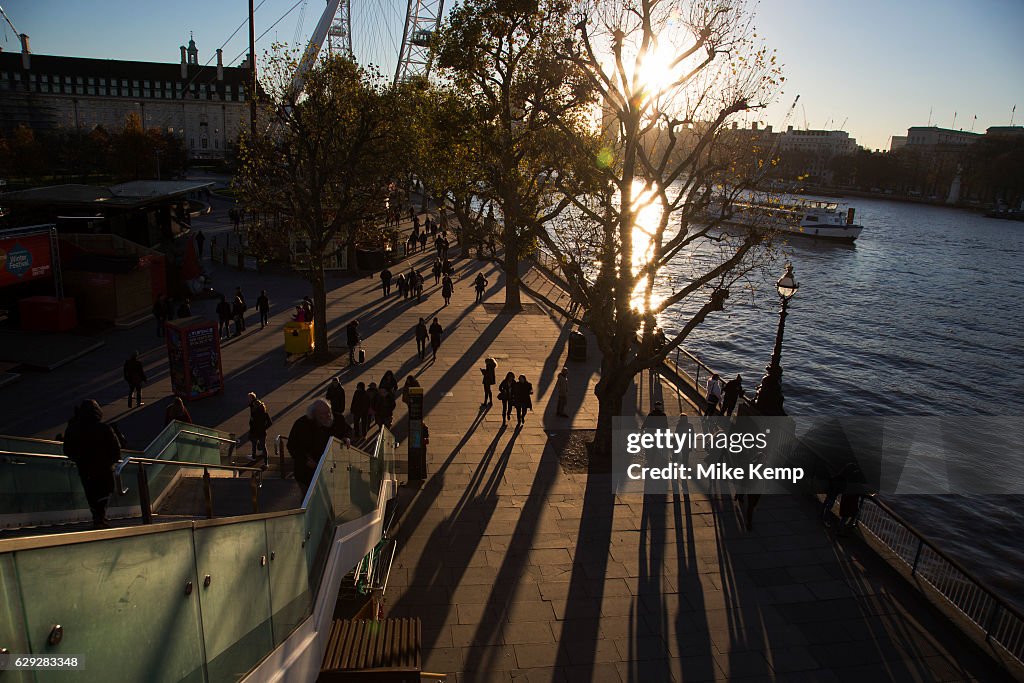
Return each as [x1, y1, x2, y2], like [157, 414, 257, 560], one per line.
[625, 491, 673, 682]
[390, 427, 518, 653]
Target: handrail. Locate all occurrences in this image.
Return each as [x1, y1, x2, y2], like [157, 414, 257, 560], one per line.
[0, 450, 73, 461]
[113, 456, 262, 478]
[858, 495, 1024, 663]
[177, 429, 239, 445]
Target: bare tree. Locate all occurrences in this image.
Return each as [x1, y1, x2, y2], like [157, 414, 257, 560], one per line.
[542, 0, 786, 456]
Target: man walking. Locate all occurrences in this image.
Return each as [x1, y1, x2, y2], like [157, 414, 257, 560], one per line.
[63, 400, 122, 528]
[428, 317, 443, 361]
[247, 392, 272, 461]
[217, 295, 232, 339]
[326, 377, 346, 418]
[473, 273, 488, 303]
[346, 320, 361, 365]
[195, 230, 206, 258]
[123, 351, 147, 408]
[721, 375, 743, 416]
[256, 290, 270, 329]
[415, 318, 428, 359]
[380, 268, 393, 297]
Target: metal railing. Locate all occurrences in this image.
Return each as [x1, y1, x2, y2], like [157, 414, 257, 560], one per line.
[115, 457, 263, 524]
[857, 495, 1024, 664]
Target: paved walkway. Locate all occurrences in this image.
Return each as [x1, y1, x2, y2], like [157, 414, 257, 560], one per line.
[0, 209, 1013, 682]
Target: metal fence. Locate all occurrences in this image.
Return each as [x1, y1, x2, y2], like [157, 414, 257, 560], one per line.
[857, 496, 1024, 664]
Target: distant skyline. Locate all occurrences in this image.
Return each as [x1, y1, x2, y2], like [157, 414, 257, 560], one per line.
[3, 0, 1022, 150]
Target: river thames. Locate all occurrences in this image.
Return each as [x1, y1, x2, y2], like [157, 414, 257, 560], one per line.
[658, 196, 1024, 607]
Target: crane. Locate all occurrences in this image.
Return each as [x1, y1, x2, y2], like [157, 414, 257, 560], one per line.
[0, 4, 21, 43]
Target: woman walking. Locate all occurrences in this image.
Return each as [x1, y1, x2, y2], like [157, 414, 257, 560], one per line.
[428, 317, 443, 361]
[512, 375, 533, 426]
[414, 318, 428, 359]
[480, 358, 497, 408]
[498, 371, 516, 426]
[441, 274, 454, 306]
[380, 370, 399, 399]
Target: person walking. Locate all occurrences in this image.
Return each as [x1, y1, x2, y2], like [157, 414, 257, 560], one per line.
[434, 234, 445, 258]
[480, 358, 497, 408]
[346, 319, 361, 365]
[473, 273, 488, 303]
[326, 377, 346, 419]
[63, 400, 122, 529]
[287, 399, 333, 495]
[373, 384, 396, 428]
[232, 294, 246, 337]
[498, 372, 516, 426]
[216, 295, 232, 339]
[441, 235, 451, 260]
[350, 382, 370, 438]
[380, 268, 393, 297]
[124, 351, 147, 408]
[414, 270, 424, 303]
[256, 290, 270, 329]
[556, 367, 570, 417]
[704, 373, 723, 416]
[396, 272, 408, 300]
[441, 274, 455, 306]
[153, 294, 169, 337]
[195, 230, 206, 258]
[432, 258, 443, 285]
[164, 397, 192, 425]
[512, 375, 534, 426]
[401, 375, 420, 407]
[442, 259, 454, 278]
[234, 287, 248, 332]
[414, 318, 428, 359]
[419, 231, 428, 252]
[247, 392, 272, 461]
[428, 317, 443, 361]
[721, 374, 743, 416]
[380, 370, 399, 399]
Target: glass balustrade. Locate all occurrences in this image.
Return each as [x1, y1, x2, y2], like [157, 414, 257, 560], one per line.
[0, 428, 398, 683]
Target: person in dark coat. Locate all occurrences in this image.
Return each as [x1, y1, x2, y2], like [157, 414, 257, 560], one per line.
[153, 294, 169, 337]
[380, 370, 399, 399]
[373, 385, 396, 428]
[216, 295, 233, 339]
[480, 358, 497, 407]
[326, 377, 346, 418]
[124, 351, 147, 408]
[232, 294, 246, 337]
[248, 392, 272, 460]
[401, 375, 420, 407]
[721, 375, 743, 416]
[380, 268, 393, 297]
[441, 275, 455, 306]
[498, 372, 516, 426]
[63, 400, 122, 528]
[473, 273, 488, 303]
[195, 230, 206, 258]
[511, 375, 534, 426]
[287, 399, 333, 495]
[256, 290, 270, 329]
[442, 259, 454, 277]
[350, 382, 371, 438]
[414, 318, 428, 359]
[432, 259, 443, 285]
[418, 231, 428, 251]
[396, 272, 408, 299]
[346, 320, 361, 365]
[428, 317, 443, 361]
[413, 270, 424, 302]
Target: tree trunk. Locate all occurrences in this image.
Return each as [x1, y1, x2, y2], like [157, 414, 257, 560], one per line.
[592, 370, 629, 461]
[503, 245, 522, 312]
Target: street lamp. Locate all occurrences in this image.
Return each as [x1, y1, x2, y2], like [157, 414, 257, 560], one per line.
[754, 263, 799, 416]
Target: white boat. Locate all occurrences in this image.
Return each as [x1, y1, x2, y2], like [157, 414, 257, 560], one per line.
[712, 198, 865, 242]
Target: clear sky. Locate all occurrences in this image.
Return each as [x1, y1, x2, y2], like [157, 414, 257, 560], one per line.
[4, 0, 1023, 151]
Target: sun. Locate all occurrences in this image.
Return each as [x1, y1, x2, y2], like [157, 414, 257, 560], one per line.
[637, 40, 679, 96]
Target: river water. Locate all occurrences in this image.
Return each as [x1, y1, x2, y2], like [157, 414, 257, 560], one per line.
[655, 197, 1024, 607]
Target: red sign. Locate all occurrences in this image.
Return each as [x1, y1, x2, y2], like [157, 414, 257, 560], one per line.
[0, 234, 53, 289]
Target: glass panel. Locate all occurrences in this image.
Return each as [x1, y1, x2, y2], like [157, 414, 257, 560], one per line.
[14, 529, 205, 683]
[194, 519, 274, 681]
[0, 554, 32, 683]
[265, 514, 313, 646]
[6, 456, 76, 514]
[303, 476, 333, 597]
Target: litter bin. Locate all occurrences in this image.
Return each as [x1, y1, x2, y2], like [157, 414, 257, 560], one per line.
[284, 321, 315, 355]
[568, 326, 587, 362]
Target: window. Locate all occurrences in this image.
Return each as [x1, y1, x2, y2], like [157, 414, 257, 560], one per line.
[121, 79, 127, 87]
[143, 80, 149, 88]
[76, 76, 83, 84]
[88, 86, 96, 95]
[201, 138, 208, 149]
[88, 77, 95, 85]
[190, 138, 195, 148]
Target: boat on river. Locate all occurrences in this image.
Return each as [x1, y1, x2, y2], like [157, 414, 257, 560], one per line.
[712, 198, 865, 242]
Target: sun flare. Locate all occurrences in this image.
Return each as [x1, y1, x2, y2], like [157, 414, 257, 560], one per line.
[637, 41, 679, 96]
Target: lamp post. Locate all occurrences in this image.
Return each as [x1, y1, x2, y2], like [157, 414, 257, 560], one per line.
[754, 264, 799, 416]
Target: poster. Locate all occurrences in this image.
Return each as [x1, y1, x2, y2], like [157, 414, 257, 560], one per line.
[0, 234, 53, 289]
[165, 318, 223, 400]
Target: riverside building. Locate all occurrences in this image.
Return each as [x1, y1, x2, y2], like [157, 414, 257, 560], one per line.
[0, 34, 250, 161]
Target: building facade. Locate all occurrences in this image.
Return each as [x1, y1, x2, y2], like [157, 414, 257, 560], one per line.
[0, 37, 251, 160]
